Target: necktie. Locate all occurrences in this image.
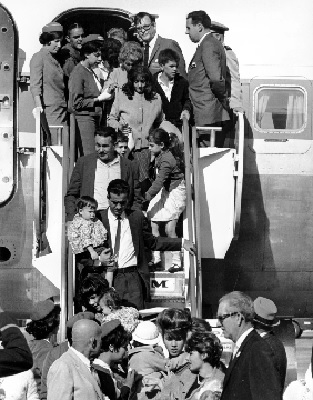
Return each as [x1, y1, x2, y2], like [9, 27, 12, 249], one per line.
[144, 43, 150, 67]
[113, 217, 121, 267]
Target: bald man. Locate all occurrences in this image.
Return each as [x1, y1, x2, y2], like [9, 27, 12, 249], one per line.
[47, 320, 106, 400]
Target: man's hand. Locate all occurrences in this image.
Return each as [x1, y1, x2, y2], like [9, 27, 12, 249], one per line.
[99, 248, 111, 264]
[183, 239, 196, 256]
[125, 368, 136, 389]
[108, 82, 118, 94]
[180, 110, 190, 121]
[232, 106, 245, 115]
[88, 248, 99, 260]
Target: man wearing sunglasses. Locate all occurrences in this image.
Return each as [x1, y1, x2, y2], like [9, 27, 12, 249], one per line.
[133, 12, 187, 79]
[218, 291, 281, 400]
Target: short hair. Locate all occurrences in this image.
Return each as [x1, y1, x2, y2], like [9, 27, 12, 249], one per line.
[108, 27, 127, 42]
[122, 65, 156, 101]
[39, 31, 62, 45]
[26, 305, 61, 340]
[107, 179, 130, 198]
[219, 291, 255, 322]
[119, 41, 143, 64]
[159, 48, 180, 66]
[80, 275, 109, 310]
[115, 132, 129, 144]
[187, 11, 211, 29]
[149, 128, 171, 149]
[101, 325, 131, 352]
[191, 317, 212, 333]
[101, 38, 122, 69]
[134, 12, 156, 25]
[81, 40, 101, 57]
[186, 331, 223, 368]
[157, 308, 191, 339]
[95, 127, 116, 142]
[67, 23, 84, 37]
[99, 288, 121, 310]
[76, 196, 98, 211]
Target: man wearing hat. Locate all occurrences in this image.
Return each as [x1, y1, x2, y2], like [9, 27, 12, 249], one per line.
[253, 297, 287, 393]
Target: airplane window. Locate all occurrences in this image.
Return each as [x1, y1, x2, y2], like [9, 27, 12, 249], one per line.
[254, 87, 306, 132]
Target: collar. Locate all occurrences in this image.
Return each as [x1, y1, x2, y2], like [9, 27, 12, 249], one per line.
[147, 34, 158, 52]
[259, 331, 267, 338]
[234, 327, 254, 352]
[97, 156, 120, 167]
[70, 347, 91, 369]
[158, 72, 174, 87]
[198, 31, 211, 46]
[108, 207, 126, 222]
[93, 358, 112, 373]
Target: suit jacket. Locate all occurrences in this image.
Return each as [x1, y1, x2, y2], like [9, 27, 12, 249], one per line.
[47, 348, 105, 400]
[188, 33, 229, 126]
[64, 153, 142, 221]
[148, 36, 187, 79]
[221, 330, 282, 400]
[99, 209, 182, 285]
[153, 72, 192, 129]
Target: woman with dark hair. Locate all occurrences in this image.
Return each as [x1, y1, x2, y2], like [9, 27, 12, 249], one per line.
[108, 65, 163, 192]
[25, 300, 60, 395]
[30, 22, 67, 144]
[79, 274, 110, 316]
[69, 40, 108, 156]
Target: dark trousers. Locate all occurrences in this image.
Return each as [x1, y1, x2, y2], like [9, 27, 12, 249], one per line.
[75, 115, 100, 157]
[113, 268, 144, 310]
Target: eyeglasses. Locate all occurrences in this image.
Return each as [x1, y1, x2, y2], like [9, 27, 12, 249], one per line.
[217, 311, 240, 324]
[137, 24, 152, 32]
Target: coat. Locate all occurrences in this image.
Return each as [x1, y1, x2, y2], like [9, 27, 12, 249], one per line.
[221, 330, 282, 400]
[148, 36, 187, 79]
[47, 348, 105, 400]
[188, 33, 229, 126]
[64, 153, 142, 221]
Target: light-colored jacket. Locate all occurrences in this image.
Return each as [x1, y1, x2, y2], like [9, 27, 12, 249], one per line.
[0, 369, 39, 400]
[47, 348, 105, 400]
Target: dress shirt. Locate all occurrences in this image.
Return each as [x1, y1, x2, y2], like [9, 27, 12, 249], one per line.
[158, 73, 174, 102]
[108, 208, 137, 269]
[259, 331, 267, 338]
[94, 157, 121, 210]
[233, 327, 254, 356]
[69, 347, 91, 371]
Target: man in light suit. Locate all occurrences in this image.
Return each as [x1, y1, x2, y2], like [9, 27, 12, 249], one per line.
[186, 11, 230, 147]
[133, 12, 187, 79]
[218, 291, 281, 400]
[47, 319, 106, 400]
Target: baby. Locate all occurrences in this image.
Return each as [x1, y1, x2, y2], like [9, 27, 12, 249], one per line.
[68, 196, 113, 285]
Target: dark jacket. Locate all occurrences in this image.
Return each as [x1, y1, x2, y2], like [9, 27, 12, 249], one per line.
[188, 33, 229, 125]
[59, 43, 81, 78]
[221, 330, 282, 400]
[153, 72, 192, 129]
[64, 153, 142, 221]
[0, 327, 33, 378]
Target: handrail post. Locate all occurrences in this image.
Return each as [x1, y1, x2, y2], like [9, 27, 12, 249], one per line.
[34, 109, 42, 258]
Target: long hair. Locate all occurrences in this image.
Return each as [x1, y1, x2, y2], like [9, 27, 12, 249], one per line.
[122, 65, 157, 101]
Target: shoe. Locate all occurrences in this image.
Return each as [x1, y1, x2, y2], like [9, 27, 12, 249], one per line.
[168, 264, 183, 273]
[148, 261, 163, 271]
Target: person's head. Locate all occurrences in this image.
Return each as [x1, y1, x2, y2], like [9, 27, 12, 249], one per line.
[119, 41, 143, 72]
[218, 291, 254, 342]
[99, 288, 121, 315]
[210, 21, 228, 44]
[253, 297, 279, 333]
[187, 317, 212, 340]
[94, 127, 116, 163]
[123, 65, 155, 100]
[101, 38, 122, 69]
[107, 27, 128, 45]
[185, 11, 211, 43]
[149, 128, 171, 156]
[157, 308, 191, 358]
[76, 196, 98, 221]
[66, 311, 95, 346]
[186, 331, 223, 372]
[114, 132, 128, 157]
[81, 40, 102, 68]
[66, 23, 84, 50]
[159, 49, 179, 80]
[107, 179, 130, 217]
[80, 275, 110, 313]
[100, 320, 131, 363]
[71, 319, 102, 360]
[39, 23, 63, 54]
[134, 12, 156, 44]
[26, 300, 61, 340]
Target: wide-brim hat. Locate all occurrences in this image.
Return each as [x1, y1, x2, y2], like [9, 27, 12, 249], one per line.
[31, 299, 56, 321]
[253, 297, 280, 327]
[132, 321, 161, 345]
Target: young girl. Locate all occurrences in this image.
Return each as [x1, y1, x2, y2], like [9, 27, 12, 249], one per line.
[146, 128, 186, 272]
[68, 196, 113, 285]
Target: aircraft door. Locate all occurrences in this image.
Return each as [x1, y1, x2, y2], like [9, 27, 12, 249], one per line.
[0, 5, 18, 205]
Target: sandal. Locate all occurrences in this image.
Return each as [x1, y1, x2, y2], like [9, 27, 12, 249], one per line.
[168, 264, 183, 273]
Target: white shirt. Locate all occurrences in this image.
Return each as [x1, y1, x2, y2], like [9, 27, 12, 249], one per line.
[70, 347, 91, 371]
[94, 157, 121, 210]
[108, 208, 137, 269]
[233, 327, 254, 356]
[158, 72, 174, 102]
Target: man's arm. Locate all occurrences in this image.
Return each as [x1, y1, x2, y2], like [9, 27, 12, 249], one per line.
[225, 48, 243, 111]
[47, 360, 73, 400]
[64, 160, 82, 221]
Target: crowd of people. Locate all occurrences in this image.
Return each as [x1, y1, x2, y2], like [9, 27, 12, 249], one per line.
[1, 291, 312, 399]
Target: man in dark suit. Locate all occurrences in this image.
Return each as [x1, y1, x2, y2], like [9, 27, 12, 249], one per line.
[64, 127, 141, 221]
[133, 12, 187, 79]
[186, 11, 230, 147]
[253, 297, 287, 394]
[98, 179, 195, 309]
[218, 291, 281, 400]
